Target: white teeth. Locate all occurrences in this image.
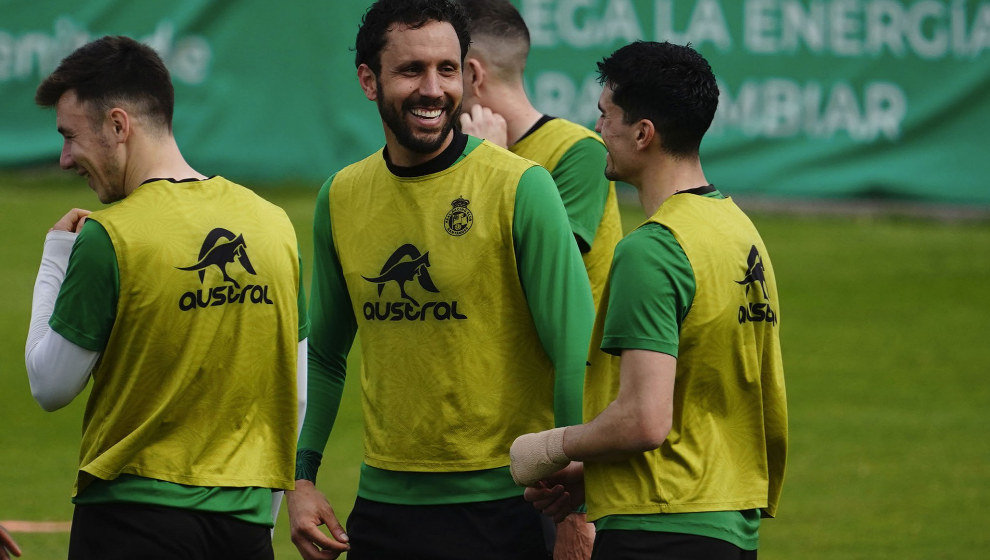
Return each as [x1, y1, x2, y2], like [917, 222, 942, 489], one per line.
[411, 108, 442, 119]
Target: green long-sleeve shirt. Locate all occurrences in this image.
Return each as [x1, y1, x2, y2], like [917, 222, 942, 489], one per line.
[298, 133, 594, 504]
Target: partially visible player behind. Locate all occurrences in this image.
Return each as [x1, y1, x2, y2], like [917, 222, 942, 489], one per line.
[510, 41, 788, 560]
[457, 0, 622, 313]
[456, 1, 622, 556]
[25, 35, 308, 560]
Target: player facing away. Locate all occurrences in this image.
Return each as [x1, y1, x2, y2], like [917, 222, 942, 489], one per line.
[286, 0, 595, 559]
[25, 35, 308, 560]
[457, 0, 623, 316]
[509, 41, 788, 560]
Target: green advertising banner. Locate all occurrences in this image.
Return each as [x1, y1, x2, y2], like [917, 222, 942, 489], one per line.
[517, 0, 990, 203]
[0, 1, 379, 184]
[2, 1, 989, 203]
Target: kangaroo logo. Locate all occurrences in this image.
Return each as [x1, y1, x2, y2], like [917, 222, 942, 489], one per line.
[736, 245, 770, 300]
[177, 228, 257, 288]
[363, 243, 440, 306]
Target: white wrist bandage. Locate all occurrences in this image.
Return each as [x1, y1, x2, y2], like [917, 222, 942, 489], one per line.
[509, 427, 569, 486]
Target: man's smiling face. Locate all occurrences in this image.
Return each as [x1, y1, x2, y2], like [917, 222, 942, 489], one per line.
[371, 20, 463, 164]
[55, 89, 125, 203]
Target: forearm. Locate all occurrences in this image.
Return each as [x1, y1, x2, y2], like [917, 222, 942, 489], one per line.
[563, 350, 675, 461]
[296, 180, 355, 481]
[295, 267, 351, 482]
[295, 347, 347, 481]
[562, 402, 664, 462]
[270, 339, 311, 530]
[25, 231, 98, 411]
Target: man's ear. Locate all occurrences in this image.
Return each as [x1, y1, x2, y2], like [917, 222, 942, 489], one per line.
[107, 108, 130, 143]
[634, 119, 656, 151]
[357, 63, 378, 101]
[465, 57, 485, 99]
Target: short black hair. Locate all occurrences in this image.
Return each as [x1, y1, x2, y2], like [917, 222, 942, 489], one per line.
[597, 41, 719, 157]
[459, 0, 529, 47]
[355, 0, 472, 74]
[35, 35, 174, 131]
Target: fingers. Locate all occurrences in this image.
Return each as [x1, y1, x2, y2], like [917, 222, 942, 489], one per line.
[293, 537, 343, 560]
[549, 499, 574, 524]
[524, 483, 565, 508]
[287, 483, 350, 559]
[292, 520, 349, 551]
[50, 208, 91, 233]
[543, 491, 576, 522]
[0, 525, 21, 559]
[457, 104, 508, 147]
[469, 104, 490, 124]
[524, 483, 575, 522]
[325, 517, 350, 547]
[290, 508, 350, 559]
[291, 518, 349, 560]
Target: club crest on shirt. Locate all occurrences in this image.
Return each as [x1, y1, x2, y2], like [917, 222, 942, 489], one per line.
[444, 195, 473, 236]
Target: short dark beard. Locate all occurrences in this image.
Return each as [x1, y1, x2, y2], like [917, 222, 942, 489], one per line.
[603, 159, 623, 182]
[376, 76, 461, 154]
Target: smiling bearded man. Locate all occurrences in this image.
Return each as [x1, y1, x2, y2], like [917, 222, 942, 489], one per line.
[284, 1, 596, 559]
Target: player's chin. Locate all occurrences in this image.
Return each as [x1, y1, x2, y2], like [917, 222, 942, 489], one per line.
[411, 127, 451, 150]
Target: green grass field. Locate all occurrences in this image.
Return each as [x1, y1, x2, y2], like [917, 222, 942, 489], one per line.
[2, 169, 988, 559]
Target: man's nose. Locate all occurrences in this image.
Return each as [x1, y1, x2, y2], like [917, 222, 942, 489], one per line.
[59, 143, 74, 170]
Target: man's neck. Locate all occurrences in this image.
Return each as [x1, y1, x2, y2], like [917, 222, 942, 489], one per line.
[384, 130, 467, 177]
[122, 136, 205, 196]
[501, 103, 544, 147]
[637, 157, 708, 217]
[384, 130, 454, 168]
[484, 82, 543, 146]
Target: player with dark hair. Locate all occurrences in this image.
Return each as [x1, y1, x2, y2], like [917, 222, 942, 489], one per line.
[286, 0, 594, 559]
[458, 0, 622, 317]
[510, 41, 788, 560]
[26, 35, 308, 560]
[456, 1, 622, 556]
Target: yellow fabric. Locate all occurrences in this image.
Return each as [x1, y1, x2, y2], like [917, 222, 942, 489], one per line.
[511, 118, 622, 310]
[78, 177, 299, 495]
[328, 142, 555, 471]
[584, 194, 787, 519]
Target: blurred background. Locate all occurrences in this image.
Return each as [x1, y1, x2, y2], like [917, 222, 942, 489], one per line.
[1, 1, 988, 558]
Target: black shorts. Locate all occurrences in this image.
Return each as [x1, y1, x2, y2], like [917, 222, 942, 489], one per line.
[591, 529, 757, 560]
[346, 495, 551, 560]
[68, 502, 273, 560]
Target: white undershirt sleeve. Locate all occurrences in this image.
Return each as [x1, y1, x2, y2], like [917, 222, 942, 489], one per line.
[25, 230, 100, 412]
[271, 337, 309, 529]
